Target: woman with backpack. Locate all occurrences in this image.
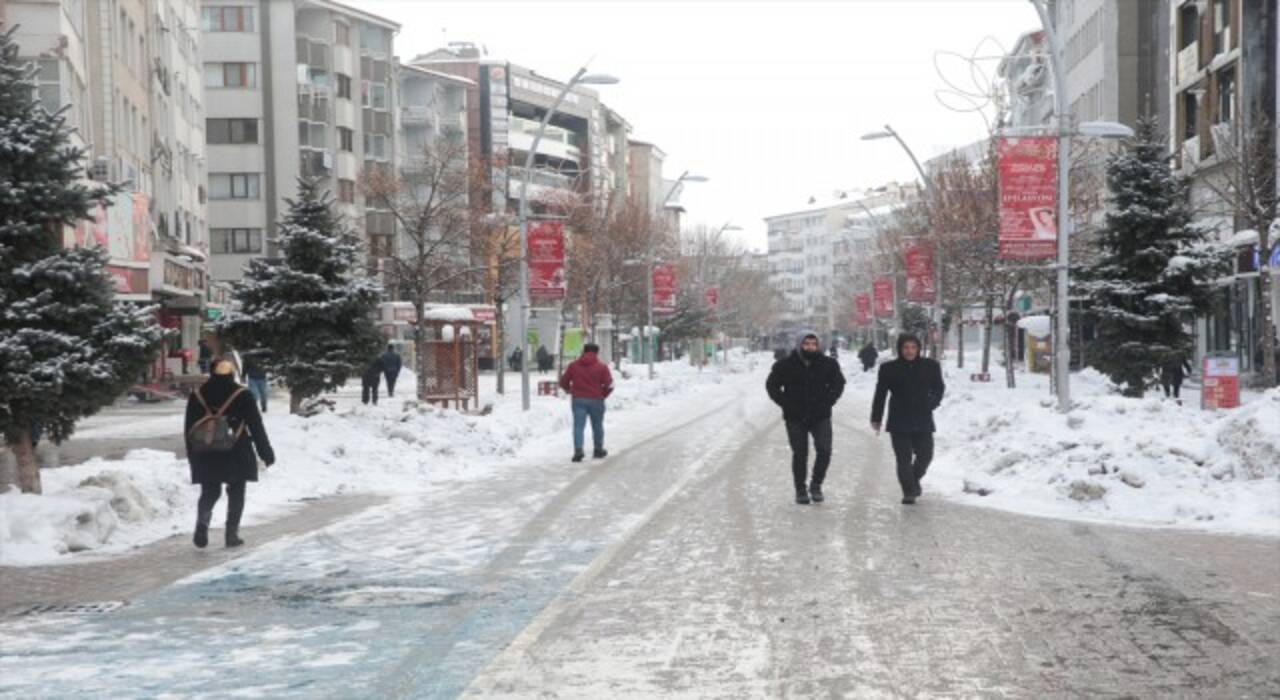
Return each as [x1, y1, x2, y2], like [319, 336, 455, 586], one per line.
[184, 358, 275, 549]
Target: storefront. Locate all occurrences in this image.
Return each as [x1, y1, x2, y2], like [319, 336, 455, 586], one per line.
[1197, 235, 1280, 377]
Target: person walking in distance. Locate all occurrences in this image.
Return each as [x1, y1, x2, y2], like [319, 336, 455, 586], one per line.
[242, 358, 269, 413]
[766, 331, 846, 504]
[380, 343, 402, 397]
[871, 333, 945, 505]
[361, 354, 385, 405]
[559, 342, 614, 462]
[1159, 354, 1193, 404]
[185, 358, 275, 548]
[858, 341, 878, 373]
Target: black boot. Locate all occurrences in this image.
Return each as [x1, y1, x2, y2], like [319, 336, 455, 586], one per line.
[809, 483, 824, 503]
[592, 448, 608, 459]
[795, 487, 811, 505]
[572, 450, 585, 463]
[225, 483, 246, 548]
[901, 494, 917, 505]
[193, 508, 211, 549]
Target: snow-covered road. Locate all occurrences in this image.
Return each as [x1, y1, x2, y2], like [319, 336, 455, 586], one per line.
[2, 366, 1278, 697]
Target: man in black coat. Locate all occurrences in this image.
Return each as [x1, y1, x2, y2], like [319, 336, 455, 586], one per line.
[766, 331, 847, 504]
[184, 358, 275, 548]
[858, 342, 878, 372]
[871, 333, 945, 505]
[362, 355, 386, 405]
[380, 344, 402, 397]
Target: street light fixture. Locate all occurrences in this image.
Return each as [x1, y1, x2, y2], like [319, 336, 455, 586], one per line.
[638, 170, 708, 380]
[516, 66, 619, 411]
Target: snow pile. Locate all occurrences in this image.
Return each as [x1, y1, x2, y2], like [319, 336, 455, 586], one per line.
[931, 367, 1280, 535]
[0, 356, 765, 565]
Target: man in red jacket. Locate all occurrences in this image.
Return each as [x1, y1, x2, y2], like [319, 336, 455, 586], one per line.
[559, 343, 614, 462]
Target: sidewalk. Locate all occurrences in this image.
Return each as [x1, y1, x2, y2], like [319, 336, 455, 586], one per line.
[0, 493, 386, 616]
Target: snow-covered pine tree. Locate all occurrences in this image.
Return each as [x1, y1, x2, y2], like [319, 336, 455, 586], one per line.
[1077, 117, 1226, 397]
[220, 179, 383, 414]
[0, 26, 165, 493]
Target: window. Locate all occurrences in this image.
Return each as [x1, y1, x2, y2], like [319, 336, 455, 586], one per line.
[210, 228, 263, 254]
[1216, 68, 1235, 125]
[208, 173, 261, 199]
[366, 211, 394, 235]
[1182, 91, 1199, 141]
[202, 6, 254, 32]
[363, 133, 387, 160]
[32, 58, 60, 114]
[336, 74, 351, 100]
[361, 81, 388, 109]
[338, 179, 356, 204]
[1179, 5, 1198, 50]
[335, 22, 350, 46]
[206, 118, 258, 144]
[1212, 0, 1229, 54]
[339, 127, 354, 152]
[369, 233, 393, 258]
[359, 25, 389, 54]
[204, 62, 257, 88]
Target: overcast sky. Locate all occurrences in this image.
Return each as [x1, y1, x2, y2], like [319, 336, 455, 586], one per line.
[369, 0, 1041, 251]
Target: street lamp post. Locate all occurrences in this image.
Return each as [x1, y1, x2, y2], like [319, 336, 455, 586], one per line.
[640, 170, 707, 379]
[517, 68, 618, 411]
[861, 125, 944, 358]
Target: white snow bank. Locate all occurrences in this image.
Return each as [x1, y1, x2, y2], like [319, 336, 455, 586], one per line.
[0, 356, 767, 566]
[930, 365, 1280, 536]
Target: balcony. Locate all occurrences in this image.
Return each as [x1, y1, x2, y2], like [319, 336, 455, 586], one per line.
[151, 252, 205, 299]
[401, 105, 434, 127]
[508, 116, 582, 163]
[509, 165, 576, 190]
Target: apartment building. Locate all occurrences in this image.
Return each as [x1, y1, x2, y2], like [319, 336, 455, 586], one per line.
[201, 0, 400, 284]
[9, 0, 208, 369]
[1170, 0, 1278, 376]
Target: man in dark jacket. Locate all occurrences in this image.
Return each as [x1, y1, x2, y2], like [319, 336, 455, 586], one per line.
[362, 355, 385, 405]
[858, 342, 878, 372]
[185, 358, 275, 548]
[537, 345, 553, 374]
[559, 343, 614, 462]
[1160, 355, 1193, 402]
[871, 333, 945, 504]
[380, 344, 402, 396]
[766, 331, 846, 504]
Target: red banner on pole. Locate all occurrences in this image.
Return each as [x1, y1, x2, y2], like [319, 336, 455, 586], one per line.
[704, 287, 719, 309]
[855, 294, 872, 326]
[998, 137, 1058, 260]
[872, 278, 894, 318]
[528, 221, 566, 301]
[652, 264, 677, 314]
[905, 241, 936, 303]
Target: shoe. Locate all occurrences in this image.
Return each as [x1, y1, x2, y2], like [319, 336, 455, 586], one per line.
[193, 523, 208, 549]
[809, 484, 824, 503]
[225, 531, 244, 548]
[592, 449, 608, 459]
[912, 484, 923, 498]
[572, 451, 585, 463]
[795, 488, 811, 505]
[902, 495, 917, 505]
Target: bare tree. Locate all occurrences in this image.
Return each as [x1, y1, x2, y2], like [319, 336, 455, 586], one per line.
[1196, 113, 1277, 387]
[362, 136, 481, 401]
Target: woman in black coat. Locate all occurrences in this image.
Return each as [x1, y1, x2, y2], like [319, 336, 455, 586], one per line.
[184, 358, 275, 548]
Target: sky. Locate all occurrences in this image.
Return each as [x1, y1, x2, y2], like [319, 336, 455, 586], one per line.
[367, 0, 1042, 252]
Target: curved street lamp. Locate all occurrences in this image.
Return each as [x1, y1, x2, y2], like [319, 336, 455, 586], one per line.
[640, 170, 708, 379]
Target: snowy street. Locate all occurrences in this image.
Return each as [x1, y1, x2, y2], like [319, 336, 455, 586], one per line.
[2, 362, 1278, 698]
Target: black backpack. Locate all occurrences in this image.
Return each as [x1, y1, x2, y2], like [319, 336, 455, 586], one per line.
[187, 388, 247, 455]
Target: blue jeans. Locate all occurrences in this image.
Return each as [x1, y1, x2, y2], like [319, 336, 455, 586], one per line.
[247, 378, 269, 411]
[571, 398, 606, 452]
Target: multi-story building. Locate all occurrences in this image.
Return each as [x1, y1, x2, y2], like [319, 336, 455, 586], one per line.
[201, 0, 400, 284]
[9, 0, 208, 370]
[1170, 0, 1278, 378]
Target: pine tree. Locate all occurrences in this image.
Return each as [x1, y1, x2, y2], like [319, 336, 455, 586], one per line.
[0, 27, 165, 493]
[1078, 118, 1227, 397]
[221, 179, 383, 414]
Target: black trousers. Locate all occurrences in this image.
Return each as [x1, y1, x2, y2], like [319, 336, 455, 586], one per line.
[889, 431, 934, 496]
[1161, 377, 1182, 398]
[362, 379, 379, 405]
[197, 481, 246, 531]
[384, 371, 398, 397]
[785, 419, 832, 490]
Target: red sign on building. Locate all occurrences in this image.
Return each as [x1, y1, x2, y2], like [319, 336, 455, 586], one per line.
[872, 277, 894, 318]
[854, 294, 872, 326]
[998, 137, 1058, 260]
[527, 221, 566, 301]
[704, 287, 719, 309]
[652, 264, 677, 314]
[1201, 356, 1241, 409]
[905, 241, 936, 303]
